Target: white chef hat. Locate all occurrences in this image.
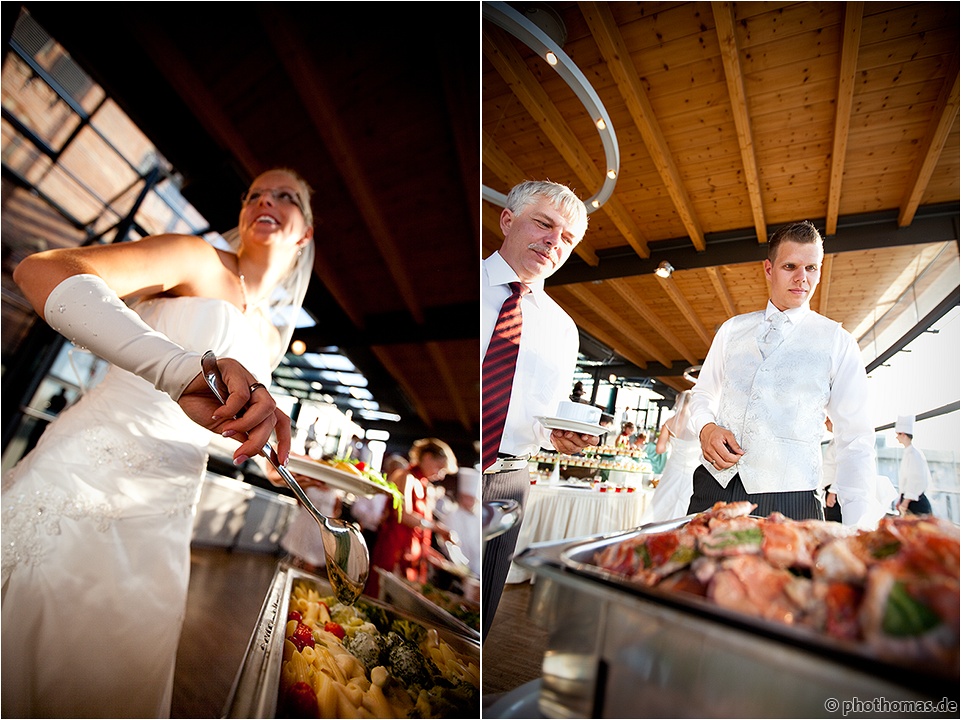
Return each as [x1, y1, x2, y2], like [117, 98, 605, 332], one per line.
[457, 468, 480, 498]
[895, 414, 915, 434]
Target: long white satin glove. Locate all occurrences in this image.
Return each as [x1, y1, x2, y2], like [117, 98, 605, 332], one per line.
[43, 274, 201, 400]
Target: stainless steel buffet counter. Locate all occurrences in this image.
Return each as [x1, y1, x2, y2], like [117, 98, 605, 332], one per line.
[191, 472, 298, 552]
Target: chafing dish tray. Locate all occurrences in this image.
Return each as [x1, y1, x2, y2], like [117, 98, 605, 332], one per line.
[514, 519, 959, 719]
[223, 562, 480, 718]
[376, 568, 481, 642]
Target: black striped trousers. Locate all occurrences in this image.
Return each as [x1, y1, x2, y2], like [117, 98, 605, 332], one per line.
[687, 465, 824, 520]
[480, 466, 531, 643]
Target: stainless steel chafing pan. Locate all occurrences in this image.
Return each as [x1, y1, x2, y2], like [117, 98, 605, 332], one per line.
[376, 568, 481, 642]
[514, 520, 958, 719]
[223, 563, 481, 718]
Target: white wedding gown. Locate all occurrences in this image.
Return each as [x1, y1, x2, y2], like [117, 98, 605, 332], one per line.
[641, 436, 704, 525]
[1, 296, 271, 718]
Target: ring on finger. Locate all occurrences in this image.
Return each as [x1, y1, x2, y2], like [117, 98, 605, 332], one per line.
[249, 382, 267, 394]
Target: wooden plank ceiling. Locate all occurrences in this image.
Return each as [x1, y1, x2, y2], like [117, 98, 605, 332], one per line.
[483, 1, 960, 398]
[20, 3, 480, 458]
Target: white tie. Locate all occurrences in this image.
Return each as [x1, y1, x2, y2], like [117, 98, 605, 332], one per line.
[759, 312, 787, 359]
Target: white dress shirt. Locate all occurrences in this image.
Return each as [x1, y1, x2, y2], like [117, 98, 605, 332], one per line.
[690, 300, 882, 528]
[482, 252, 579, 458]
[898, 443, 931, 501]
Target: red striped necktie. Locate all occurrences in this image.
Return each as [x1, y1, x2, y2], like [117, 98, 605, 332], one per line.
[482, 282, 530, 472]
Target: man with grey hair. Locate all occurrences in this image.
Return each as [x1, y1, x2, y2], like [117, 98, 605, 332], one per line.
[481, 180, 598, 642]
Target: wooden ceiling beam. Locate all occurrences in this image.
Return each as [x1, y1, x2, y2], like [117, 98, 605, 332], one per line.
[134, 20, 373, 332]
[369, 346, 433, 429]
[483, 135, 600, 265]
[563, 284, 674, 367]
[607, 278, 700, 365]
[581, 1, 706, 252]
[655, 274, 714, 347]
[712, 2, 767, 244]
[704, 266, 738, 320]
[556, 296, 652, 372]
[656, 375, 693, 394]
[818, 254, 835, 316]
[482, 203, 503, 257]
[826, 2, 863, 236]
[438, 42, 480, 257]
[262, 13, 425, 324]
[483, 27, 649, 259]
[549, 205, 959, 285]
[899, 65, 960, 227]
[132, 27, 262, 179]
[426, 341, 473, 433]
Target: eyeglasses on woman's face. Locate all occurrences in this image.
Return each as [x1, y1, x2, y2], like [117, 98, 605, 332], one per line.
[241, 187, 305, 214]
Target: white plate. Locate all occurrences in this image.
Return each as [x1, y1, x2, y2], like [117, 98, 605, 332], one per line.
[535, 415, 608, 436]
[285, 456, 392, 498]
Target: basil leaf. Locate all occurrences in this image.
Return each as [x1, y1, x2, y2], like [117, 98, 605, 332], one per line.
[882, 581, 941, 636]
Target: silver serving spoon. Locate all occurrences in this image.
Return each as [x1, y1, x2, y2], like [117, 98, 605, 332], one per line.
[201, 351, 369, 604]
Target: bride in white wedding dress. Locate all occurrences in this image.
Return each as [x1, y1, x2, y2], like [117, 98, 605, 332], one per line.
[2, 168, 314, 718]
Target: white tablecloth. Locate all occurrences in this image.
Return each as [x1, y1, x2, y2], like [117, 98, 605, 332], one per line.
[506, 483, 653, 583]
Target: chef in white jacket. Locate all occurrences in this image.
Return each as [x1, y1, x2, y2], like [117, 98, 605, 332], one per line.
[894, 414, 933, 515]
[442, 468, 482, 577]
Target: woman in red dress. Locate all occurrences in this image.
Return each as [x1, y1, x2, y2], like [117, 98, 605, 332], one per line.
[367, 438, 458, 596]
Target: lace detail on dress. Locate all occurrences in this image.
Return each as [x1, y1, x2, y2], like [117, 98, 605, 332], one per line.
[2, 465, 200, 585]
[82, 425, 173, 474]
[1, 483, 121, 582]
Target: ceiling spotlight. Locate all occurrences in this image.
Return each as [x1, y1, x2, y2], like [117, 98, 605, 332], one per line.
[655, 261, 674, 279]
[545, 51, 558, 65]
[290, 339, 307, 355]
[608, 373, 618, 383]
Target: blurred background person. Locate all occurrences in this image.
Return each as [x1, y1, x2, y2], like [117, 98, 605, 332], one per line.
[366, 438, 456, 596]
[439, 467, 482, 578]
[22, 386, 70, 456]
[640, 391, 701, 524]
[820, 416, 842, 522]
[278, 473, 342, 574]
[347, 452, 407, 551]
[303, 418, 319, 457]
[895, 414, 933, 516]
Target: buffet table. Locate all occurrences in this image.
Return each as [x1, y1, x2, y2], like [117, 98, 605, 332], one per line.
[506, 483, 653, 583]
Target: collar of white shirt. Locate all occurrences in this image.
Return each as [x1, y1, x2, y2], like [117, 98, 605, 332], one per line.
[485, 251, 545, 307]
[764, 300, 810, 333]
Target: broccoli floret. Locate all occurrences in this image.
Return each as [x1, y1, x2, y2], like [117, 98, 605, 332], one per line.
[390, 618, 427, 645]
[361, 603, 391, 633]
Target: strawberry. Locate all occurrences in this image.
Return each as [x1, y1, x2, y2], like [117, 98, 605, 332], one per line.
[355, 461, 366, 472]
[324, 621, 346, 640]
[289, 621, 315, 651]
[280, 681, 318, 718]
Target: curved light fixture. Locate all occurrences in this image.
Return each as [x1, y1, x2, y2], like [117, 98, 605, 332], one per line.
[655, 260, 675, 279]
[482, 1, 620, 214]
[683, 365, 701, 384]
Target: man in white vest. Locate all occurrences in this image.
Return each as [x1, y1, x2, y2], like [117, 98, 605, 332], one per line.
[689, 221, 883, 528]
